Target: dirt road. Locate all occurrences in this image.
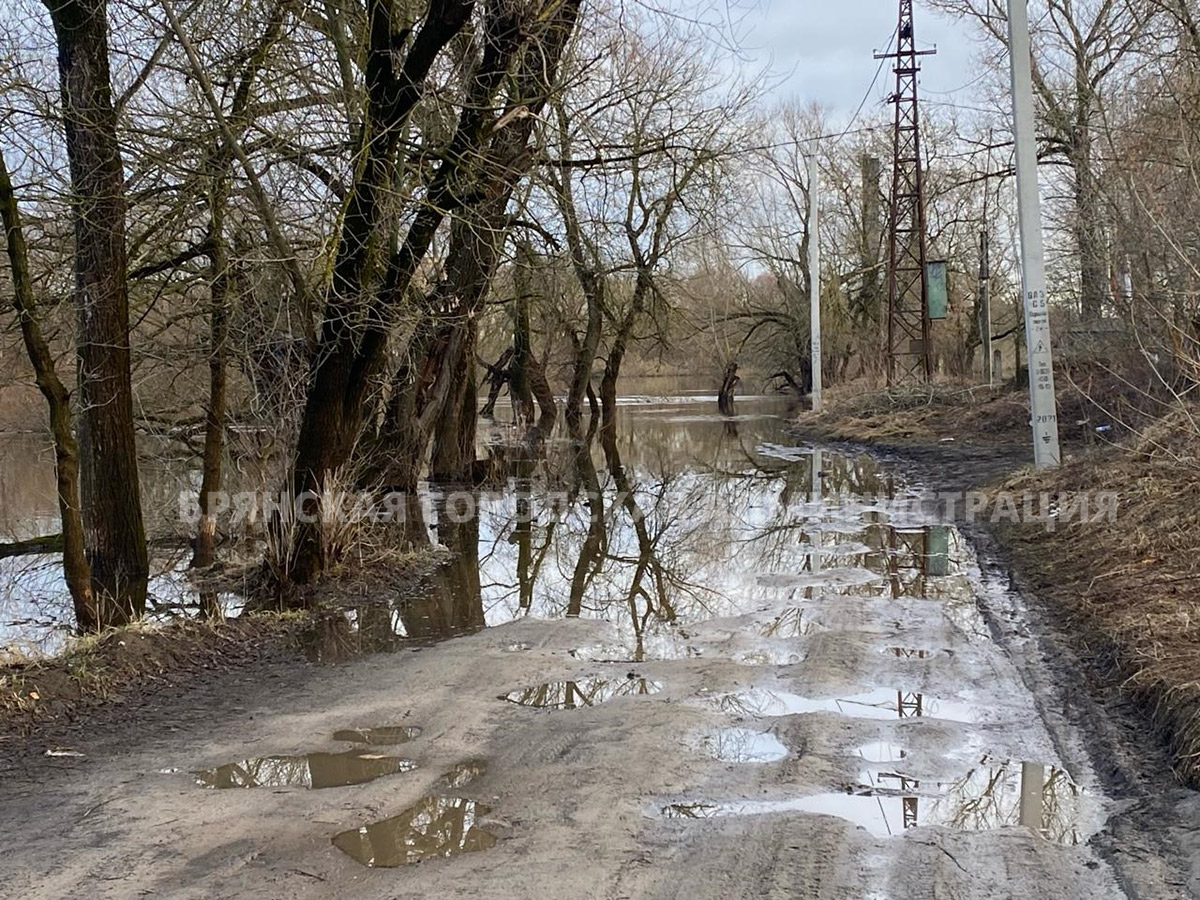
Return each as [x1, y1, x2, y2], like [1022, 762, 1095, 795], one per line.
[1, 404, 1197, 899]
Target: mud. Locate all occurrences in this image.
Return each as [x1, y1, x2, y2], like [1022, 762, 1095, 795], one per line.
[0, 393, 1196, 899]
[332, 726, 423, 745]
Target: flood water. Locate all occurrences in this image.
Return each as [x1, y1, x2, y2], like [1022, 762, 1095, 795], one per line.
[1, 382, 1109, 862]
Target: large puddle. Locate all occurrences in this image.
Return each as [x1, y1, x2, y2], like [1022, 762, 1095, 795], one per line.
[332, 796, 497, 867]
[697, 687, 981, 723]
[194, 750, 416, 789]
[658, 758, 1088, 845]
[0, 390, 984, 663]
[501, 677, 662, 709]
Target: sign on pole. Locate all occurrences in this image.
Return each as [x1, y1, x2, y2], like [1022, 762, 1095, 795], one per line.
[926, 260, 948, 320]
[1007, 0, 1061, 468]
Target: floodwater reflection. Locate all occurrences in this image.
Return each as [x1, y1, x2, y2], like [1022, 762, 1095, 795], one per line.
[500, 677, 662, 709]
[0, 392, 988, 663]
[694, 727, 788, 763]
[702, 687, 980, 723]
[332, 796, 497, 867]
[194, 750, 416, 789]
[658, 757, 1087, 844]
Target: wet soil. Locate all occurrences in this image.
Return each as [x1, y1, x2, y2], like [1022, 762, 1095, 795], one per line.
[0, 395, 1197, 899]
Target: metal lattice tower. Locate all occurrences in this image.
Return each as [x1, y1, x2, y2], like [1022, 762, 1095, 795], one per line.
[876, 1, 936, 385]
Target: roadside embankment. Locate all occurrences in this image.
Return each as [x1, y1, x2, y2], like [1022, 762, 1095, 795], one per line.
[0, 615, 306, 742]
[0, 547, 442, 745]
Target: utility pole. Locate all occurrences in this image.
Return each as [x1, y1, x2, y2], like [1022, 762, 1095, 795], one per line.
[878, 0, 935, 386]
[809, 155, 822, 412]
[1007, 0, 1061, 468]
[979, 230, 992, 385]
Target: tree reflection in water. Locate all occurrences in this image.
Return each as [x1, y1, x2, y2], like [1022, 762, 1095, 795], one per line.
[194, 750, 416, 789]
[868, 757, 1085, 844]
[500, 676, 662, 709]
[332, 796, 497, 867]
[661, 757, 1085, 844]
[470, 394, 975, 658]
[320, 394, 988, 657]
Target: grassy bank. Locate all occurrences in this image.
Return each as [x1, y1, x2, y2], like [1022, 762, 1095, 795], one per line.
[0, 614, 308, 740]
[0, 545, 440, 742]
[996, 415, 1200, 784]
[799, 383, 1200, 786]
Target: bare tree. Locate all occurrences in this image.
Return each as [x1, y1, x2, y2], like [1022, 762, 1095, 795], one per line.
[43, 0, 149, 623]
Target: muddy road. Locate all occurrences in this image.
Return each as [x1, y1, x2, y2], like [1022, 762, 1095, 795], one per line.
[2, 393, 1198, 899]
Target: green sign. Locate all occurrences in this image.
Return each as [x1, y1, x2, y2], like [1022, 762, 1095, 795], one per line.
[926, 525, 950, 576]
[927, 260, 948, 320]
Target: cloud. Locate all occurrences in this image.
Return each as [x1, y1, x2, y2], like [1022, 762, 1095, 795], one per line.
[726, 0, 983, 116]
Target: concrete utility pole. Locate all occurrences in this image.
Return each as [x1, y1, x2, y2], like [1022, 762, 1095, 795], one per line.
[1007, 0, 1061, 468]
[979, 230, 992, 385]
[808, 155, 822, 412]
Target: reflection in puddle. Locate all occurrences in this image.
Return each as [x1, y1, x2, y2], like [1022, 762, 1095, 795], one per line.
[756, 568, 883, 591]
[736, 647, 804, 666]
[659, 759, 1086, 844]
[883, 648, 941, 660]
[855, 741, 909, 764]
[501, 677, 662, 709]
[695, 728, 788, 763]
[439, 759, 488, 789]
[332, 796, 497, 867]
[761, 607, 825, 638]
[571, 641, 703, 662]
[195, 750, 416, 789]
[704, 687, 979, 723]
[333, 725, 423, 745]
[499, 676, 662, 710]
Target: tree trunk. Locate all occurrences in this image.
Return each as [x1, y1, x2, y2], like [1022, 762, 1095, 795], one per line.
[286, 0, 477, 586]
[599, 275, 649, 435]
[45, 0, 148, 623]
[192, 6, 282, 579]
[511, 242, 537, 425]
[192, 180, 231, 575]
[0, 149, 97, 631]
[1072, 128, 1108, 321]
[429, 318, 479, 483]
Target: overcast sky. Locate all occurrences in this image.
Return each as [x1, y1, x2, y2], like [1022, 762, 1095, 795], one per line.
[720, 0, 985, 118]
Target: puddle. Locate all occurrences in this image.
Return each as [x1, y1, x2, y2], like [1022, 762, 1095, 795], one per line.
[735, 647, 804, 666]
[501, 677, 662, 709]
[882, 648, 942, 660]
[439, 759, 488, 789]
[333, 725, 423, 745]
[656, 759, 1088, 844]
[756, 568, 884, 591]
[569, 639, 705, 662]
[701, 687, 979, 723]
[760, 607, 826, 637]
[854, 742, 909, 764]
[694, 728, 788, 763]
[194, 751, 416, 789]
[332, 796, 497, 867]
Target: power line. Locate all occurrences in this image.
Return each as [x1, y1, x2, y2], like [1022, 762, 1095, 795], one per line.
[831, 24, 900, 148]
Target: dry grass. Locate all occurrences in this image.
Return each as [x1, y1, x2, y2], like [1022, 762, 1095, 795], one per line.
[797, 380, 1032, 445]
[0, 614, 306, 738]
[998, 409, 1200, 784]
